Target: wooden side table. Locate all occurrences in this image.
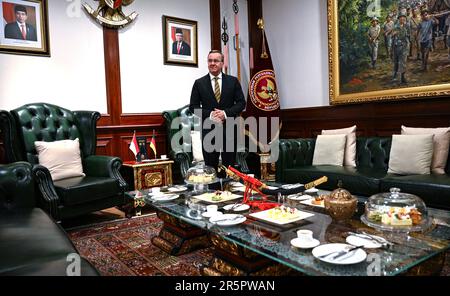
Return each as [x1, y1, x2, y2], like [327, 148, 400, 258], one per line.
[122, 160, 174, 190]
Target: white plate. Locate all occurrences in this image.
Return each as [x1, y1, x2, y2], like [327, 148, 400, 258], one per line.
[223, 204, 250, 212]
[202, 211, 224, 218]
[288, 194, 313, 201]
[168, 186, 188, 192]
[291, 238, 320, 249]
[151, 194, 179, 202]
[346, 235, 382, 249]
[249, 208, 314, 225]
[312, 243, 367, 265]
[300, 198, 325, 208]
[304, 187, 319, 194]
[209, 214, 247, 226]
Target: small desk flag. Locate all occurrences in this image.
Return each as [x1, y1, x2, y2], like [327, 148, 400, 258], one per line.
[149, 130, 157, 158]
[129, 131, 140, 157]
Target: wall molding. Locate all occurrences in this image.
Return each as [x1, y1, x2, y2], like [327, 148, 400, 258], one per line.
[280, 97, 450, 139]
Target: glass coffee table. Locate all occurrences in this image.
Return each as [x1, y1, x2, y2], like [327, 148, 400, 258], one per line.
[126, 185, 450, 276]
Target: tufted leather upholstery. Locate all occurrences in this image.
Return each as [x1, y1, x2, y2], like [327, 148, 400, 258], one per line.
[163, 105, 249, 182]
[277, 137, 450, 210]
[0, 162, 99, 275]
[0, 103, 127, 220]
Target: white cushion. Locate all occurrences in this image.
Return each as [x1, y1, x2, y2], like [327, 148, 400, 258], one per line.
[312, 135, 347, 166]
[35, 138, 85, 181]
[388, 134, 434, 175]
[401, 126, 450, 174]
[322, 125, 357, 167]
[190, 131, 204, 162]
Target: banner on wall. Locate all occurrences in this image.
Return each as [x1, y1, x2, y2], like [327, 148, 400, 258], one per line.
[243, 18, 281, 153]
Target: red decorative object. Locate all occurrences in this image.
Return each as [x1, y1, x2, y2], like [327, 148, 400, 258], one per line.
[221, 166, 279, 211]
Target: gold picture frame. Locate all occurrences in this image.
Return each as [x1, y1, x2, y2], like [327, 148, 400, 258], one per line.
[0, 0, 50, 56]
[328, 0, 450, 105]
[162, 15, 198, 67]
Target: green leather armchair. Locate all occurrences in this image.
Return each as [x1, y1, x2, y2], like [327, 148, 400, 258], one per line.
[162, 105, 249, 183]
[0, 103, 127, 221]
[0, 162, 99, 275]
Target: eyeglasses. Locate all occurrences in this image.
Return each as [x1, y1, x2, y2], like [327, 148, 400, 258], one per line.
[208, 59, 223, 64]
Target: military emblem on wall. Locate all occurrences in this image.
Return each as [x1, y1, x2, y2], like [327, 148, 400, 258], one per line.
[83, 0, 138, 28]
[249, 69, 280, 112]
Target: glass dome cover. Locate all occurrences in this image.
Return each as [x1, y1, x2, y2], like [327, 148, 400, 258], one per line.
[185, 162, 218, 185]
[361, 188, 431, 232]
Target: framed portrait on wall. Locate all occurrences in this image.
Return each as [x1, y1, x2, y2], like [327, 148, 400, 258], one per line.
[0, 0, 49, 56]
[162, 15, 198, 67]
[328, 0, 450, 105]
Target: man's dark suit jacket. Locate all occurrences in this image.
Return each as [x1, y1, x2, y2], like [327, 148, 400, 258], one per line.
[4, 22, 37, 41]
[189, 73, 246, 124]
[172, 41, 191, 56]
[189, 73, 246, 169]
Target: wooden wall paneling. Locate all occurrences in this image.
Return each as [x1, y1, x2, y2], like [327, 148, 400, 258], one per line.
[209, 0, 221, 50]
[103, 27, 122, 125]
[96, 137, 114, 156]
[280, 98, 450, 139]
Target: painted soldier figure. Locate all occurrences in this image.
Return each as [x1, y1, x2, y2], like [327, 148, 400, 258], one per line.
[367, 17, 381, 68]
[383, 15, 395, 59]
[418, 9, 438, 71]
[392, 12, 410, 84]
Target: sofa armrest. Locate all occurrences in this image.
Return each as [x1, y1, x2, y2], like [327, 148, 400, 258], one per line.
[83, 155, 128, 190]
[171, 151, 191, 178]
[32, 165, 62, 220]
[0, 162, 36, 209]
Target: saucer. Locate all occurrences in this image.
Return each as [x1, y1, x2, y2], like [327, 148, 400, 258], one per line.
[202, 211, 223, 218]
[291, 238, 320, 249]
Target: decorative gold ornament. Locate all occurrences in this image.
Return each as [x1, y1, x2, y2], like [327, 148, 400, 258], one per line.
[324, 182, 357, 221]
[83, 0, 138, 29]
[257, 18, 269, 59]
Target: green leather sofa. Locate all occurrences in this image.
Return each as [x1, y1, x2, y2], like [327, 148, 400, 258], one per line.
[162, 105, 249, 183]
[277, 138, 450, 210]
[0, 103, 127, 221]
[0, 162, 99, 275]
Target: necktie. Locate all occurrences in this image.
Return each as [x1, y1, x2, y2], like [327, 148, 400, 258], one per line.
[21, 25, 26, 40]
[213, 77, 221, 103]
[177, 42, 181, 54]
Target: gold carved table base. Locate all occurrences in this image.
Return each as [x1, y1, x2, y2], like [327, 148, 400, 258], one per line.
[151, 211, 210, 256]
[201, 234, 298, 276]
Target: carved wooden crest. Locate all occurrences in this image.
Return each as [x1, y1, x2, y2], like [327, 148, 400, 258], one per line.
[83, 0, 138, 28]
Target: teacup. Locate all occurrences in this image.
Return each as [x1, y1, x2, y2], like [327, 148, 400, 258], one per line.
[206, 205, 218, 214]
[152, 187, 161, 195]
[161, 154, 167, 160]
[297, 229, 314, 243]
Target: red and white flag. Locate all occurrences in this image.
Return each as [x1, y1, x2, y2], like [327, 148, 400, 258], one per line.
[129, 131, 140, 157]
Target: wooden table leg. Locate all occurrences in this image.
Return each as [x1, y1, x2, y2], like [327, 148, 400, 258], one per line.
[151, 211, 210, 256]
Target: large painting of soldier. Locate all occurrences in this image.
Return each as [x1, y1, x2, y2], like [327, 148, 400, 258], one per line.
[328, 0, 450, 104]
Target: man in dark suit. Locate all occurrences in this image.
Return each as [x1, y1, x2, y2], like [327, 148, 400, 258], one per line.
[4, 5, 37, 41]
[189, 50, 246, 173]
[172, 28, 191, 56]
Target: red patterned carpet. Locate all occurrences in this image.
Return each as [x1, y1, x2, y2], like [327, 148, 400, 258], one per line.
[67, 214, 214, 276]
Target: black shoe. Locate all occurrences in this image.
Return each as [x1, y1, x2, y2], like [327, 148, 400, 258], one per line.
[401, 74, 407, 84]
[392, 72, 398, 81]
